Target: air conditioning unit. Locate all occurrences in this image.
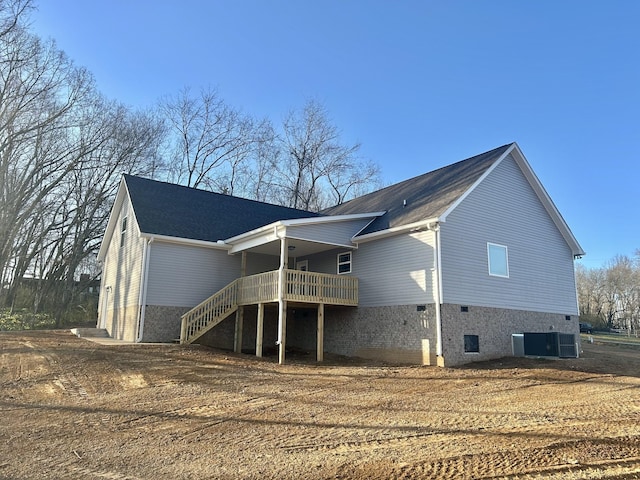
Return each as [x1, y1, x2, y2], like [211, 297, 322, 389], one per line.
[514, 332, 578, 358]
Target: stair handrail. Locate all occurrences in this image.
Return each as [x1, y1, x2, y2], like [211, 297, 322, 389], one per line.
[180, 279, 239, 344]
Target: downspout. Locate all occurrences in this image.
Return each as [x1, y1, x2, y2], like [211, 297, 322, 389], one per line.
[136, 237, 153, 343]
[430, 222, 444, 366]
[572, 255, 581, 358]
[276, 230, 287, 346]
[97, 259, 106, 329]
[573, 255, 581, 317]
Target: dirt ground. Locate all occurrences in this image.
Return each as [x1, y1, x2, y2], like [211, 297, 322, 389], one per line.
[0, 330, 639, 480]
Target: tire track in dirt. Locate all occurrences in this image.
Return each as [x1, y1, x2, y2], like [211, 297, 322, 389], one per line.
[274, 375, 640, 469]
[39, 456, 144, 480]
[102, 375, 345, 445]
[17, 340, 91, 400]
[4, 331, 640, 480]
[281, 428, 440, 453]
[390, 435, 640, 479]
[53, 373, 89, 399]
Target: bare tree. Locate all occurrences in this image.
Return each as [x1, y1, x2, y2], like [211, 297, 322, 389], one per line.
[207, 118, 275, 197]
[0, 2, 164, 323]
[37, 101, 164, 324]
[0, 0, 31, 40]
[160, 87, 261, 190]
[0, 3, 94, 306]
[577, 251, 640, 336]
[272, 99, 379, 211]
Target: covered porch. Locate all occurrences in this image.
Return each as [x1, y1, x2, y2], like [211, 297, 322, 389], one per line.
[179, 214, 380, 363]
[180, 266, 358, 363]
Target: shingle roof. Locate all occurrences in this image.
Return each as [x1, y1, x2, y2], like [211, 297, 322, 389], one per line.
[124, 175, 318, 242]
[322, 144, 513, 236]
[123, 144, 512, 243]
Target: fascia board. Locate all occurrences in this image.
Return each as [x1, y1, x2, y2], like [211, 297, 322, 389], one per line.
[280, 212, 386, 226]
[436, 142, 585, 257]
[438, 143, 514, 223]
[353, 217, 440, 243]
[97, 177, 128, 262]
[224, 212, 386, 248]
[285, 234, 357, 250]
[228, 230, 281, 254]
[509, 143, 586, 257]
[224, 221, 285, 244]
[352, 216, 382, 239]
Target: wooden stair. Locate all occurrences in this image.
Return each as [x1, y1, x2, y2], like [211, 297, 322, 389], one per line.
[180, 280, 239, 344]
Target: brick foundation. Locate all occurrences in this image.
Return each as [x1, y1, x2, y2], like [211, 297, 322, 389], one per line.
[324, 305, 439, 365]
[440, 304, 580, 366]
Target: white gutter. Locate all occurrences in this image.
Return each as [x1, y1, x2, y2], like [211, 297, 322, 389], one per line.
[139, 233, 231, 250]
[136, 237, 154, 342]
[352, 217, 441, 244]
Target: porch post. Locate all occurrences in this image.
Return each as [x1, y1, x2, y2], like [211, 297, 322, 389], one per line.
[234, 307, 244, 353]
[317, 303, 324, 362]
[256, 302, 264, 358]
[278, 237, 288, 365]
[234, 251, 248, 354]
[240, 251, 247, 277]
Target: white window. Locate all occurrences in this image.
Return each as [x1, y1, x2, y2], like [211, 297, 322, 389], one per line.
[337, 252, 352, 274]
[487, 243, 509, 277]
[120, 216, 128, 248]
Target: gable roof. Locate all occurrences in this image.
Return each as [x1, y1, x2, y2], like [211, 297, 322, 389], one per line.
[324, 143, 584, 257]
[99, 143, 584, 261]
[323, 144, 512, 235]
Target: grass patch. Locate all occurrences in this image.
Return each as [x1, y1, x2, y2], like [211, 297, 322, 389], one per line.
[0, 309, 57, 331]
[582, 332, 640, 347]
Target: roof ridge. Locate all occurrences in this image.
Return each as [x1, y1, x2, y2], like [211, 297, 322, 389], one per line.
[322, 143, 513, 213]
[123, 174, 317, 215]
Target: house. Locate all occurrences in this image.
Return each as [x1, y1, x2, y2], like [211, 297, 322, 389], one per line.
[96, 143, 585, 366]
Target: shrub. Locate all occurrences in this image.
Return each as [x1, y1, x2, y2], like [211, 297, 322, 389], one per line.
[0, 309, 56, 331]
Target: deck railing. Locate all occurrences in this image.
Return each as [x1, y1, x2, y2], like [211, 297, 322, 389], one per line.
[235, 269, 358, 306]
[180, 269, 358, 344]
[238, 270, 279, 304]
[282, 269, 358, 306]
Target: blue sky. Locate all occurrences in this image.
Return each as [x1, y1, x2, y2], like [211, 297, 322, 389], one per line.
[31, 1, 639, 268]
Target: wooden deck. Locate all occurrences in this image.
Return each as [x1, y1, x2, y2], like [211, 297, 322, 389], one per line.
[180, 269, 358, 345]
[237, 269, 358, 306]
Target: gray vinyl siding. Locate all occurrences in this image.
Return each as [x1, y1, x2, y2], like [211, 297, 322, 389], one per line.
[440, 154, 578, 314]
[286, 218, 371, 246]
[354, 230, 437, 307]
[297, 248, 343, 275]
[102, 198, 145, 308]
[298, 231, 437, 307]
[246, 252, 279, 274]
[99, 196, 145, 341]
[145, 242, 241, 307]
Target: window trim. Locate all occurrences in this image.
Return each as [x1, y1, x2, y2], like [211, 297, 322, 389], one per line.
[120, 216, 128, 248]
[337, 252, 352, 275]
[487, 242, 509, 278]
